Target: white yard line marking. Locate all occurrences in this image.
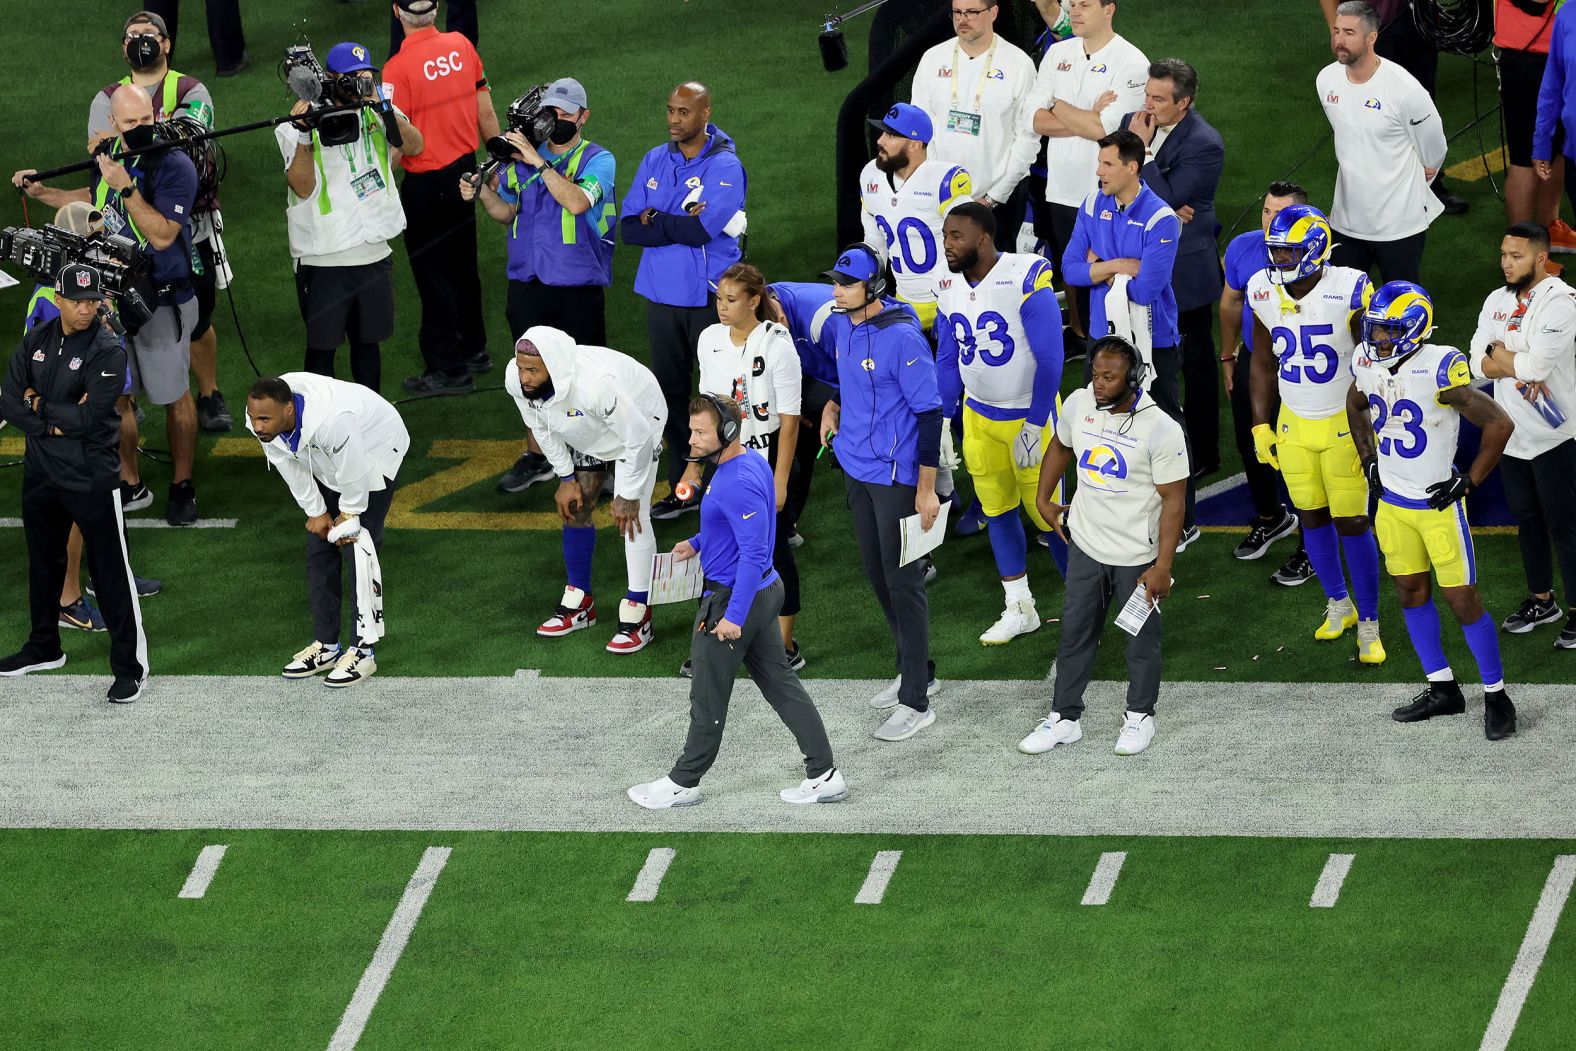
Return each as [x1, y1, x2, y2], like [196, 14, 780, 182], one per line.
[326, 846, 452, 1051]
[1480, 854, 1576, 1051]
[177, 844, 228, 899]
[855, 850, 902, 904]
[513, 668, 541, 680]
[1309, 853, 1355, 908]
[1197, 471, 1247, 501]
[0, 517, 238, 530]
[1081, 851, 1127, 905]
[626, 847, 676, 902]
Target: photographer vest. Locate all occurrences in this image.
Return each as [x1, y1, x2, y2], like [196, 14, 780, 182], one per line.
[501, 139, 616, 288]
[98, 70, 220, 219]
[281, 111, 406, 263]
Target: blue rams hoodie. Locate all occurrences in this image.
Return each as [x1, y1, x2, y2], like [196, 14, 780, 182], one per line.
[827, 299, 942, 488]
[619, 124, 747, 308]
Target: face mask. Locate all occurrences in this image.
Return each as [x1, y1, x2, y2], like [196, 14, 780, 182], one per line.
[548, 118, 579, 146]
[121, 123, 156, 152]
[127, 35, 162, 71]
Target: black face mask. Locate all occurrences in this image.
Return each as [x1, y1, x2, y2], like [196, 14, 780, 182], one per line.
[548, 118, 579, 146]
[121, 123, 156, 152]
[127, 35, 162, 71]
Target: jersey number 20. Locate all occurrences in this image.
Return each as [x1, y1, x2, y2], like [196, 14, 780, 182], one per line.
[873, 215, 936, 275]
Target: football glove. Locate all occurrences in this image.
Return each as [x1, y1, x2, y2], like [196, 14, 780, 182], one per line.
[1251, 423, 1279, 470]
[939, 426, 962, 471]
[1362, 457, 1382, 499]
[1012, 421, 1045, 469]
[1426, 473, 1473, 510]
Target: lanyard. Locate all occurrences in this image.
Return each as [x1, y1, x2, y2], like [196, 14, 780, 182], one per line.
[949, 36, 998, 114]
[516, 139, 588, 194]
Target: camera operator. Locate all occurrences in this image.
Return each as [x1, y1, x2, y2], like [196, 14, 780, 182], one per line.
[15, 86, 203, 526]
[461, 77, 617, 493]
[0, 264, 147, 704]
[384, 0, 501, 397]
[90, 10, 233, 434]
[280, 42, 421, 394]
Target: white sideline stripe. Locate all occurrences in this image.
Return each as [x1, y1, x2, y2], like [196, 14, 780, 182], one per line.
[1081, 851, 1127, 905]
[513, 669, 541, 680]
[326, 846, 452, 1051]
[0, 517, 238, 529]
[1479, 855, 1576, 1051]
[626, 847, 676, 902]
[855, 850, 902, 904]
[1197, 471, 1248, 501]
[177, 844, 228, 899]
[1309, 853, 1354, 908]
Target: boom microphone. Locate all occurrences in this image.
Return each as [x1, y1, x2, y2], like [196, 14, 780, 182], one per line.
[286, 63, 323, 104]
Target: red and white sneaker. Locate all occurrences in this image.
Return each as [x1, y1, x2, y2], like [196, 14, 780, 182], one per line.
[606, 600, 653, 654]
[537, 586, 597, 637]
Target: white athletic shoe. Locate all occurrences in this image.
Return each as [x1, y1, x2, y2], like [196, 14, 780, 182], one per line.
[324, 648, 376, 689]
[981, 598, 1039, 646]
[282, 641, 341, 679]
[869, 674, 941, 710]
[627, 775, 702, 809]
[872, 705, 936, 742]
[1114, 711, 1156, 756]
[1017, 714, 1083, 754]
[780, 768, 849, 804]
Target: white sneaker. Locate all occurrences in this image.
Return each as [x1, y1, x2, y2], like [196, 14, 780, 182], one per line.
[872, 705, 936, 742]
[981, 598, 1039, 646]
[627, 775, 702, 809]
[324, 648, 376, 688]
[282, 641, 341, 679]
[869, 674, 941, 709]
[1114, 711, 1156, 755]
[780, 768, 849, 804]
[1017, 714, 1082, 754]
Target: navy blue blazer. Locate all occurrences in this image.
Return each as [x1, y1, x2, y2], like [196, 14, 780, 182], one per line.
[1120, 108, 1225, 311]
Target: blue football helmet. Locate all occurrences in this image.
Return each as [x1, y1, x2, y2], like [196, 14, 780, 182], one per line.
[1264, 204, 1334, 285]
[1363, 280, 1434, 361]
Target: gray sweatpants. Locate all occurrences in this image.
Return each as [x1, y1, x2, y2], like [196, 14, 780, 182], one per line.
[668, 577, 836, 788]
[307, 478, 395, 647]
[1051, 539, 1163, 720]
[845, 476, 933, 712]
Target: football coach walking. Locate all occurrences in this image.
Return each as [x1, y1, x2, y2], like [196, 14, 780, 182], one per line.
[628, 394, 845, 810]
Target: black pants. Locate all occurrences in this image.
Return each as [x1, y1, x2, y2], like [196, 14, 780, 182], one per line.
[1501, 441, 1576, 603]
[307, 479, 396, 647]
[146, 0, 246, 70]
[786, 378, 835, 528]
[298, 258, 396, 393]
[1331, 230, 1427, 285]
[400, 157, 485, 377]
[1038, 200, 1091, 338]
[990, 182, 1029, 255]
[1178, 303, 1220, 471]
[505, 279, 607, 347]
[1230, 352, 1289, 521]
[390, 0, 478, 57]
[1086, 345, 1197, 528]
[668, 578, 835, 787]
[22, 476, 145, 680]
[763, 429, 801, 618]
[846, 475, 932, 711]
[646, 299, 717, 485]
[1051, 539, 1161, 719]
[1376, 8, 1438, 96]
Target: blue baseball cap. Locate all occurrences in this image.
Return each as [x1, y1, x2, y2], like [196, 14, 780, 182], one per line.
[326, 41, 377, 74]
[544, 78, 588, 114]
[867, 102, 932, 145]
[823, 245, 881, 286]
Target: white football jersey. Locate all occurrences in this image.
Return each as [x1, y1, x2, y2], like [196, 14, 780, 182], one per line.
[1350, 342, 1472, 502]
[696, 320, 802, 454]
[859, 156, 973, 305]
[1246, 265, 1371, 420]
[935, 252, 1056, 412]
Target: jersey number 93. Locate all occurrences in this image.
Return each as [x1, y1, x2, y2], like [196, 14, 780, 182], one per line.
[950, 311, 1015, 366]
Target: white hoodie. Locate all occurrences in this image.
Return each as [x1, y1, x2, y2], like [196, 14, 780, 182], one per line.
[504, 326, 668, 502]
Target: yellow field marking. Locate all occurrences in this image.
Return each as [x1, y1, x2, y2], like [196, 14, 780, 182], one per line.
[210, 437, 264, 457]
[1446, 147, 1508, 184]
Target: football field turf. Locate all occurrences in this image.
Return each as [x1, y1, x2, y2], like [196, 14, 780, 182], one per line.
[3, 0, 1575, 1047]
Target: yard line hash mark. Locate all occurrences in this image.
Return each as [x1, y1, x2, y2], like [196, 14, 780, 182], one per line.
[177, 844, 228, 899]
[1480, 855, 1576, 1051]
[1081, 852, 1127, 905]
[326, 846, 452, 1051]
[855, 850, 903, 904]
[1309, 853, 1355, 908]
[627, 848, 676, 902]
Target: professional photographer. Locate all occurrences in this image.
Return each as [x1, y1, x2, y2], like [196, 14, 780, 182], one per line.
[90, 10, 233, 433]
[279, 42, 421, 393]
[0, 264, 147, 704]
[16, 86, 203, 526]
[461, 77, 617, 492]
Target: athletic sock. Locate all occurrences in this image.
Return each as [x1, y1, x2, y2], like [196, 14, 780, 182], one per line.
[1303, 521, 1349, 602]
[1460, 612, 1506, 691]
[562, 525, 596, 593]
[1340, 530, 1381, 621]
[1003, 574, 1032, 605]
[625, 590, 649, 605]
[1401, 603, 1451, 679]
[986, 510, 1028, 579]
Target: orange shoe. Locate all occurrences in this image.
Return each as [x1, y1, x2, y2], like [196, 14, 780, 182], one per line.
[1549, 259, 1565, 277]
[1547, 219, 1576, 254]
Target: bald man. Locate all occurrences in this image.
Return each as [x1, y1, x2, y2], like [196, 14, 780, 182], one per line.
[14, 85, 203, 527]
[620, 81, 750, 518]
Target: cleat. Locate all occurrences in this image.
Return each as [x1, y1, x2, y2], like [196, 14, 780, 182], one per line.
[106, 676, 143, 704]
[780, 767, 849, 804]
[1502, 595, 1562, 634]
[606, 601, 653, 654]
[1017, 714, 1082, 754]
[980, 598, 1039, 646]
[873, 704, 936, 742]
[1484, 689, 1517, 740]
[1392, 680, 1466, 722]
[1233, 509, 1298, 560]
[0, 650, 67, 676]
[870, 673, 940, 710]
[1315, 597, 1357, 640]
[628, 775, 701, 809]
[1114, 711, 1156, 755]
[59, 598, 107, 633]
[1272, 549, 1315, 586]
[954, 498, 987, 537]
[282, 641, 341, 678]
[497, 452, 555, 493]
[324, 648, 376, 688]
[1356, 619, 1386, 664]
[538, 586, 596, 637]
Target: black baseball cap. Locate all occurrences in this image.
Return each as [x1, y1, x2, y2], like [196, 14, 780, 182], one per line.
[56, 263, 103, 301]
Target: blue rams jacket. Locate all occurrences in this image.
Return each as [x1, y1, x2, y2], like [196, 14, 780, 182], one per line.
[1061, 183, 1182, 349]
[827, 300, 942, 488]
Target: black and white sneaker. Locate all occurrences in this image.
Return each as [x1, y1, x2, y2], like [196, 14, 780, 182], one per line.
[1502, 595, 1562, 634]
[1174, 524, 1201, 553]
[196, 391, 233, 433]
[651, 492, 700, 520]
[786, 644, 806, 672]
[679, 658, 693, 678]
[107, 676, 143, 703]
[1558, 612, 1576, 651]
[1233, 510, 1298, 561]
[1272, 549, 1315, 587]
[0, 650, 67, 676]
[497, 452, 555, 493]
[121, 481, 153, 512]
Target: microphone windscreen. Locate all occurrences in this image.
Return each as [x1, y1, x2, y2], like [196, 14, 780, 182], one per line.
[286, 65, 322, 104]
[819, 28, 848, 73]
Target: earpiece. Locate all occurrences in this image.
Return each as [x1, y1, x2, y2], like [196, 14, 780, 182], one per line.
[702, 392, 741, 446]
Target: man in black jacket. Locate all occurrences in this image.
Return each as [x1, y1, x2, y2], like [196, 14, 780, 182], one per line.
[0, 264, 148, 703]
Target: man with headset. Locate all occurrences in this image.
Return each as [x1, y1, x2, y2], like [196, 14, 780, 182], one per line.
[1018, 335, 1188, 758]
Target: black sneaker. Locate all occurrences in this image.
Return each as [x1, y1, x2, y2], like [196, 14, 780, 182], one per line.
[497, 452, 555, 493]
[196, 391, 234, 433]
[1502, 595, 1562, 634]
[1432, 178, 1469, 216]
[679, 658, 693, 679]
[402, 371, 475, 398]
[1391, 680, 1466, 722]
[166, 480, 198, 526]
[1272, 549, 1315, 587]
[1233, 510, 1298, 561]
[0, 650, 67, 676]
[1484, 688, 1517, 740]
[214, 51, 251, 77]
[121, 480, 153, 512]
[1558, 611, 1576, 651]
[1174, 524, 1201, 553]
[466, 352, 493, 374]
[107, 676, 143, 703]
[786, 643, 806, 672]
[921, 554, 937, 586]
[651, 492, 700, 520]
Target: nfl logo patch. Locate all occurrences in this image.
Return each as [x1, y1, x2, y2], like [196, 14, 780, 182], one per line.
[68, 356, 83, 370]
[75, 270, 92, 288]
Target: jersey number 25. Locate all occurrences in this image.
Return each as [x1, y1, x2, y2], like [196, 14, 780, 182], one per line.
[1271, 323, 1339, 384]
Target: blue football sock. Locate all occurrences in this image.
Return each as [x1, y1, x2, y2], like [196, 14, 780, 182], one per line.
[625, 590, 648, 605]
[985, 510, 1028, 578]
[1461, 612, 1506, 690]
[1340, 530, 1381, 621]
[1402, 603, 1451, 678]
[562, 525, 596, 593]
[1303, 521, 1349, 602]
